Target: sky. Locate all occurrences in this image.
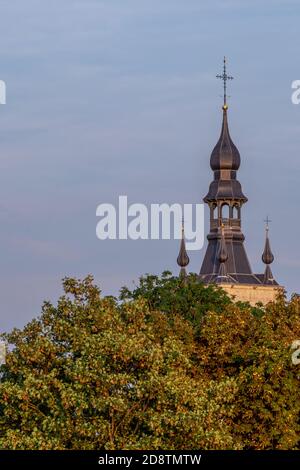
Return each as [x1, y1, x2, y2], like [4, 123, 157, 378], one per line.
[0, 0, 300, 331]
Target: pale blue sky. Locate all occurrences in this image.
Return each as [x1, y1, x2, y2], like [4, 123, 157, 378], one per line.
[0, 0, 300, 331]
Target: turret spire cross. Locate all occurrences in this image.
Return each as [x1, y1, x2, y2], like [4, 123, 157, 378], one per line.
[264, 216, 272, 232]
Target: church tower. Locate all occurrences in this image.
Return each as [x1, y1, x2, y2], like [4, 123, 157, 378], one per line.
[198, 58, 283, 305]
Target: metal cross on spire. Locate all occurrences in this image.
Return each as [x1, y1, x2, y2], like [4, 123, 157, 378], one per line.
[216, 56, 234, 107]
[264, 216, 272, 232]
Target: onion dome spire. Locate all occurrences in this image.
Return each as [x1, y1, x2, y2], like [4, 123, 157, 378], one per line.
[177, 219, 189, 278]
[204, 57, 247, 203]
[262, 217, 275, 285]
[210, 105, 241, 172]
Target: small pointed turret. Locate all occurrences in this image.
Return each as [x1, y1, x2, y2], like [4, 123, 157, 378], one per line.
[262, 218, 276, 285]
[215, 224, 231, 283]
[177, 219, 189, 278]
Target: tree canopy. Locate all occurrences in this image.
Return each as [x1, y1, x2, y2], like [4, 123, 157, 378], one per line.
[0, 273, 299, 450]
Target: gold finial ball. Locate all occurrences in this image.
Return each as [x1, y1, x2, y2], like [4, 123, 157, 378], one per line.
[222, 104, 228, 111]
